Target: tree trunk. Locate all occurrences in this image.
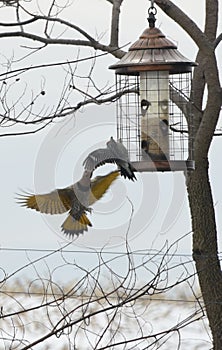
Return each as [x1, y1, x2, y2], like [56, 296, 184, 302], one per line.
[187, 158, 222, 349]
[154, 1, 222, 348]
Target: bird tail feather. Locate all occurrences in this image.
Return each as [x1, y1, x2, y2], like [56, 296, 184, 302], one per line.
[61, 213, 92, 237]
[120, 165, 137, 181]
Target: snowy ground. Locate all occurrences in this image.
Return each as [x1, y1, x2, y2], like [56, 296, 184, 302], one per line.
[0, 286, 211, 350]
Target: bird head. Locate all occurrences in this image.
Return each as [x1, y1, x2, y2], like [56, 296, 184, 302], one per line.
[106, 136, 114, 147]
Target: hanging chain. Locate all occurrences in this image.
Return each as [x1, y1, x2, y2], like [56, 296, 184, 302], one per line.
[149, 0, 155, 8]
[148, 0, 157, 15]
[147, 0, 157, 27]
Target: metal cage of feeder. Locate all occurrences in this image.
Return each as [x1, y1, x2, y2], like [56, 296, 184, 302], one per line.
[109, 10, 197, 172]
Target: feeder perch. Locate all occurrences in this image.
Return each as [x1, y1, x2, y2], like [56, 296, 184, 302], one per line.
[109, 11, 197, 172]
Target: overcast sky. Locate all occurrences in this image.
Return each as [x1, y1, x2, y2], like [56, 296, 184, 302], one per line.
[0, 1, 221, 281]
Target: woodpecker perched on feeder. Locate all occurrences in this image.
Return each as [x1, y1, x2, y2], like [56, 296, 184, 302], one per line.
[83, 137, 137, 181]
[141, 99, 151, 116]
[17, 170, 119, 237]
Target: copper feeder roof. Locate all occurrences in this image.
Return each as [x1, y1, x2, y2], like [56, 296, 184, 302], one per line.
[109, 26, 197, 75]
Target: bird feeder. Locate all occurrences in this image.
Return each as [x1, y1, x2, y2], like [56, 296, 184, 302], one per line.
[109, 5, 197, 172]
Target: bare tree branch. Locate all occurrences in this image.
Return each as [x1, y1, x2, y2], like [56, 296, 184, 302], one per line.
[214, 33, 222, 48]
[0, 87, 138, 136]
[0, 31, 124, 58]
[1, 235, 204, 350]
[155, 0, 214, 53]
[0, 18, 37, 26]
[205, 0, 218, 41]
[109, 0, 124, 48]
[0, 47, 126, 82]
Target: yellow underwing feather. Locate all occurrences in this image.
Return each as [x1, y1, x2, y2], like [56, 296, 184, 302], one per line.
[89, 170, 119, 205]
[17, 189, 72, 214]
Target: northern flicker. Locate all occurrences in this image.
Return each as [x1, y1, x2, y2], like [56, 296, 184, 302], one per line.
[17, 170, 119, 237]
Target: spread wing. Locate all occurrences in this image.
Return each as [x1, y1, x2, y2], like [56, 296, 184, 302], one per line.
[107, 138, 137, 181]
[107, 138, 129, 161]
[89, 170, 119, 205]
[61, 212, 92, 237]
[16, 188, 73, 214]
[83, 148, 117, 171]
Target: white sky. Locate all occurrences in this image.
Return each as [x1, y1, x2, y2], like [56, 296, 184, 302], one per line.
[0, 0, 221, 282]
